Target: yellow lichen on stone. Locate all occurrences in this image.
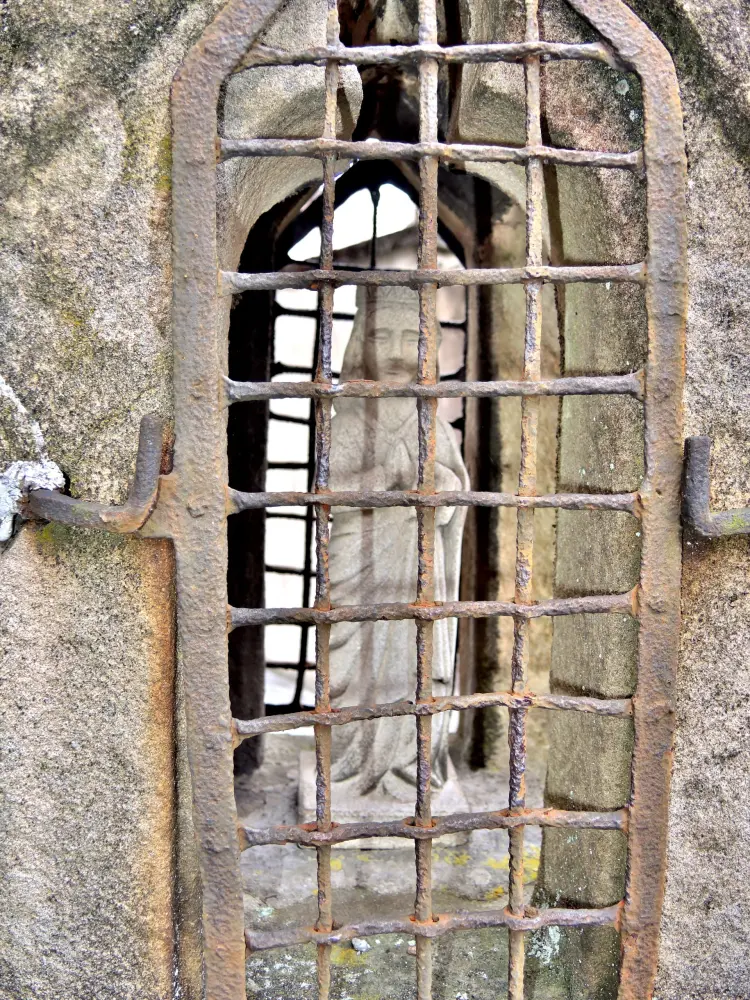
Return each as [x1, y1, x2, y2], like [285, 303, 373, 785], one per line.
[485, 856, 510, 871]
[434, 849, 471, 866]
[330, 944, 367, 967]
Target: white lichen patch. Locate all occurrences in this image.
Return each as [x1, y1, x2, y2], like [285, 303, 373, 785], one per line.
[0, 375, 64, 540]
[528, 925, 562, 966]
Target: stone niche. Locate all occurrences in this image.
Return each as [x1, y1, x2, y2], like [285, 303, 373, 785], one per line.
[1, 0, 749, 999]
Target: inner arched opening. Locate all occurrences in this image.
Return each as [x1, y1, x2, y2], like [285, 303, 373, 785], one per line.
[227, 155, 507, 739]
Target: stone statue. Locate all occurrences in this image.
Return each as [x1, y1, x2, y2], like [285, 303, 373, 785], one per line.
[298, 286, 469, 829]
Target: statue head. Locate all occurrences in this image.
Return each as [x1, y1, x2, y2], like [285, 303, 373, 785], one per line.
[340, 286, 440, 383]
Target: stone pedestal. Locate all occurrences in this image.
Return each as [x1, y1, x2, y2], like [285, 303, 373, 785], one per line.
[298, 751, 470, 848]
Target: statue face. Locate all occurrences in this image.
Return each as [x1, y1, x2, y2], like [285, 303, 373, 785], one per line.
[367, 323, 420, 382]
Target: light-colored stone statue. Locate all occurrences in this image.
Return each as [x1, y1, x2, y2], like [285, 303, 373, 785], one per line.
[300, 286, 469, 834]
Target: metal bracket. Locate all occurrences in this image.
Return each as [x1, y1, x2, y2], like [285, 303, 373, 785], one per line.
[683, 436, 750, 538]
[25, 415, 164, 534]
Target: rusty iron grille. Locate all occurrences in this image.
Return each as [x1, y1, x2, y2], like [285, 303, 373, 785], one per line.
[166, 0, 687, 998]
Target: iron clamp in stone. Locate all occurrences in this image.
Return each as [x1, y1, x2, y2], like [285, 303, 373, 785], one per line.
[682, 436, 750, 538]
[23, 414, 164, 535]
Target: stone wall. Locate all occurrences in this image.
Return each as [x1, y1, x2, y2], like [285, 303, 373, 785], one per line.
[0, 0, 748, 997]
[1, 4, 225, 997]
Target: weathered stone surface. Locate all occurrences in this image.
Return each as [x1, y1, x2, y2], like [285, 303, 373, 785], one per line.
[0, 527, 175, 1000]
[658, 537, 750, 998]
[1, 4, 223, 995]
[0, 0, 228, 492]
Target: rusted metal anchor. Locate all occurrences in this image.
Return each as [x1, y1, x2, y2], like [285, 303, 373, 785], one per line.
[25, 415, 164, 534]
[682, 436, 750, 538]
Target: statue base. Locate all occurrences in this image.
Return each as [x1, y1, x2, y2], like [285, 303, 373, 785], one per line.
[297, 751, 470, 849]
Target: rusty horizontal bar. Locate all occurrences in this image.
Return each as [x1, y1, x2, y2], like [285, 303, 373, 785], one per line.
[231, 590, 635, 629]
[220, 137, 642, 172]
[265, 660, 314, 671]
[235, 40, 623, 71]
[265, 563, 311, 576]
[272, 362, 325, 376]
[230, 487, 640, 514]
[269, 411, 310, 427]
[222, 264, 646, 294]
[241, 807, 628, 848]
[245, 904, 623, 951]
[275, 304, 355, 321]
[233, 689, 633, 740]
[226, 372, 644, 402]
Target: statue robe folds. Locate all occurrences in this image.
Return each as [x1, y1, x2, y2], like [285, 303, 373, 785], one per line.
[327, 286, 469, 807]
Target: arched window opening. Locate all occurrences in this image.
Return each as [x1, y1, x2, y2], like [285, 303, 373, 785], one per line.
[230, 169, 473, 725]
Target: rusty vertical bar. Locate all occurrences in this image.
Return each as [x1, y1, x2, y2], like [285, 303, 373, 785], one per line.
[558, 4, 687, 998]
[292, 310, 322, 709]
[170, 3, 282, 999]
[414, 1, 439, 998]
[560, 6, 687, 997]
[508, 2, 543, 997]
[314, 5, 339, 997]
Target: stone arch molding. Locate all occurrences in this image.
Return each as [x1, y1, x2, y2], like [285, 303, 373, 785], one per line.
[170, 2, 686, 999]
